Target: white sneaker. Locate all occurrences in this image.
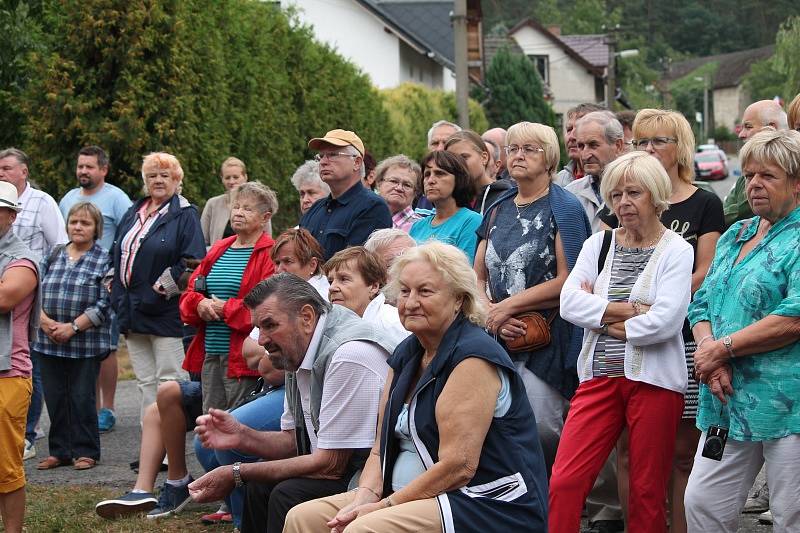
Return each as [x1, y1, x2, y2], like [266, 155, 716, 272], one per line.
[757, 510, 773, 524]
[22, 439, 36, 461]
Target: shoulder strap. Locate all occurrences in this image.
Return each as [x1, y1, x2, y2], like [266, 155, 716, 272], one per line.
[597, 230, 612, 274]
[484, 204, 500, 302]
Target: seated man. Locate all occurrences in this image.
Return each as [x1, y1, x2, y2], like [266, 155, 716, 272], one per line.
[188, 273, 399, 533]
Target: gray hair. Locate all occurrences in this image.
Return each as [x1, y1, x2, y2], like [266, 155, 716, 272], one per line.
[233, 181, 279, 216]
[759, 105, 789, 131]
[0, 147, 30, 167]
[740, 129, 800, 182]
[244, 272, 331, 318]
[577, 111, 624, 144]
[290, 160, 330, 194]
[364, 228, 416, 254]
[343, 145, 366, 178]
[427, 120, 462, 145]
[374, 154, 421, 192]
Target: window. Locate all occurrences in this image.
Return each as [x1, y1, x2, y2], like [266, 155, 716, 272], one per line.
[528, 55, 549, 84]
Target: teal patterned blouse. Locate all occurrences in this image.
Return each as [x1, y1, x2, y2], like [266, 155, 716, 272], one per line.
[688, 206, 800, 441]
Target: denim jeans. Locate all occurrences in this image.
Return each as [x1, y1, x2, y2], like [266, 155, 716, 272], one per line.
[25, 350, 43, 443]
[194, 386, 285, 529]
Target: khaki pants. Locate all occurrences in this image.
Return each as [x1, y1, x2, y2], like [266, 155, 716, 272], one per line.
[284, 489, 442, 533]
[126, 333, 188, 421]
[201, 353, 258, 413]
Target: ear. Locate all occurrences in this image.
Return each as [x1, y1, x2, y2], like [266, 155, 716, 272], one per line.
[613, 138, 626, 155]
[298, 303, 317, 331]
[368, 281, 381, 299]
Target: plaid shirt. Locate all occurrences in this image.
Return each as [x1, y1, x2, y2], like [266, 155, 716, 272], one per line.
[392, 206, 422, 233]
[33, 243, 113, 358]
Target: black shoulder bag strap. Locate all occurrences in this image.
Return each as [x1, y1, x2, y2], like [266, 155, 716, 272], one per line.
[597, 230, 612, 275]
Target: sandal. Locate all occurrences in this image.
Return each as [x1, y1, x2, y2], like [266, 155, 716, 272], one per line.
[37, 456, 71, 470]
[73, 457, 97, 470]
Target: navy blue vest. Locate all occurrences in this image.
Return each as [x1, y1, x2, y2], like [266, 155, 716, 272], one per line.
[380, 315, 548, 532]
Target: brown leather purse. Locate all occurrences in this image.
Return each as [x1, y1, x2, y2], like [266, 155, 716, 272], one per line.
[504, 310, 558, 353]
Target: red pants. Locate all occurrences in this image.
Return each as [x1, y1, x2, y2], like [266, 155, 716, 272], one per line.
[548, 377, 683, 533]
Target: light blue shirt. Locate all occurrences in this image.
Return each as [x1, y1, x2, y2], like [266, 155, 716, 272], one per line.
[59, 183, 133, 251]
[409, 207, 483, 263]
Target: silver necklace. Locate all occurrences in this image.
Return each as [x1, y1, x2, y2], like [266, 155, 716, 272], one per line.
[514, 187, 549, 219]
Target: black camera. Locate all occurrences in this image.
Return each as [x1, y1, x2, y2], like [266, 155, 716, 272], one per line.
[194, 275, 208, 297]
[701, 425, 728, 461]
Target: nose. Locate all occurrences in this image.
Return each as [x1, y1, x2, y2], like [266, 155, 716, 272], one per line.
[738, 130, 748, 140]
[258, 328, 270, 347]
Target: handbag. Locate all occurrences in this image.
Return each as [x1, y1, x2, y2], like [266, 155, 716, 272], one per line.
[504, 310, 558, 353]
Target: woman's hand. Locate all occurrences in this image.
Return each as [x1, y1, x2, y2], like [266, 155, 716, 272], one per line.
[209, 296, 226, 317]
[498, 317, 526, 341]
[486, 299, 515, 334]
[706, 364, 734, 403]
[197, 298, 221, 322]
[328, 499, 386, 533]
[580, 280, 594, 294]
[694, 339, 731, 383]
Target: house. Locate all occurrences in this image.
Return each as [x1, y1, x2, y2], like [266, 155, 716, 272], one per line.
[489, 19, 607, 118]
[281, 0, 483, 90]
[662, 46, 775, 132]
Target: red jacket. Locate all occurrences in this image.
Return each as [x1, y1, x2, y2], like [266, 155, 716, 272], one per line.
[180, 233, 275, 378]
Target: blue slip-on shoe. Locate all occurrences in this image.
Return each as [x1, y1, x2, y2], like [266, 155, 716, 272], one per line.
[147, 478, 194, 519]
[98, 408, 116, 433]
[96, 491, 158, 519]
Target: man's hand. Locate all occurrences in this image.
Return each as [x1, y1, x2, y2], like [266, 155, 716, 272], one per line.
[197, 298, 220, 322]
[188, 466, 235, 503]
[195, 408, 244, 450]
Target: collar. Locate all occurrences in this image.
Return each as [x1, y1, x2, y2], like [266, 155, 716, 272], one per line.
[362, 292, 386, 323]
[393, 206, 416, 221]
[326, 181, 365, 207]
[19, 182, 32, 201]
[738, 205, 800, 243]
[298, 312, 328, 371]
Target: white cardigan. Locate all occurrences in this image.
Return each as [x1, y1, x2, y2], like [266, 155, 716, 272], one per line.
[560, 229, 693, 394]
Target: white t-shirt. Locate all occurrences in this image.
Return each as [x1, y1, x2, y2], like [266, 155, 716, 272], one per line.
[280, 314, 389, 451]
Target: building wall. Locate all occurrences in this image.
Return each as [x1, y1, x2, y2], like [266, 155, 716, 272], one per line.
[284, 0, 401, 88]
[399, 41, 444, 89]
[714, 86, 748, 132]
[510, 25, 601, 115]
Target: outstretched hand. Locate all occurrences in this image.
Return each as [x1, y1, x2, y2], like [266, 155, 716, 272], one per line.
[195, 408, 243, 450]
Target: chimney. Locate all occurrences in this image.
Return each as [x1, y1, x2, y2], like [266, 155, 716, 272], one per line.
[547, 25, 561, 36]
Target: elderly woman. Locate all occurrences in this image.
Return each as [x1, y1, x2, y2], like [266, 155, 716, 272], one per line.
[324, 246, 409, 347]
[684, 129, 800, 532]
[474, 121, 591, 477]
[180, 182, 278, 413]
[291, 160, 330, 215]
[112, 152, 205, 420]
[270, 228, 329, 298]
[409, 151, 482, 263]
[445, 130, 511, 214]
[374, 155, 422, 232]
[550, 151, 693, 533]
[201, 157, 249, 247]
[630, 108, 724, 532]
[284, 241, 549, 533]
[35, 203, 111, 471]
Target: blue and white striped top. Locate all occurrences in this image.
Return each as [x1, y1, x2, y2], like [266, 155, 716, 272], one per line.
[204, 246, 253, 354]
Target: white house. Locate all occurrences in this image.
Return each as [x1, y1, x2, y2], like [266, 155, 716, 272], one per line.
[281, 0, 465, 90]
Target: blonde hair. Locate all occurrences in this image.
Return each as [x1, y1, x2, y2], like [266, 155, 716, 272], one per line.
[632, 109, 695, 184]
[788, 93, 800, 131]
[66, 201, 104, 240]
[141, 152, 183, 181]
[387, 241, 486, 327]
[506, 122, 561, 177]
[739, 129, 800, 182]
[220, 156, 247, 177]
[600, 151, 672, 216]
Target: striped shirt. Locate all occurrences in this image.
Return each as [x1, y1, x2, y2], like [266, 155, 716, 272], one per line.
[119, 201, 169, 287]
[204, 246, 253, 354]
[593, 244, 653, 377]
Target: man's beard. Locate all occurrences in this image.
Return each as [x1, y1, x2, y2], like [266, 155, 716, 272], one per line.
[78, 177, 95, 189]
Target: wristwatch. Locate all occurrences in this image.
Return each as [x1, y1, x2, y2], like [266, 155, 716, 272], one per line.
[722, 335, 735, 358]
[232, 462, 244, 487]
[600, 323, 609, 335]
[71, 322, 80, 333]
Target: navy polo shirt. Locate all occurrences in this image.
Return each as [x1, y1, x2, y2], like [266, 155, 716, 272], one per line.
[300, 181, 392, 260]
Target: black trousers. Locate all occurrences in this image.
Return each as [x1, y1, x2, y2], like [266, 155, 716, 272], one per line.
[242, 476, 350, 533]
[39, 353, 102, 460]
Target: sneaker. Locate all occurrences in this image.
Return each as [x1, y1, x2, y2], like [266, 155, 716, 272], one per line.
[95, 491, 158, 519]
[147, 478, 194, 519]
[22, 439, 36, 461]
[757, 510, 773, 524]
[584, 520, 625, 533]
[743, 482, 770, 513]
[98, 408, 116, 433]
[200, 511, 233, 525]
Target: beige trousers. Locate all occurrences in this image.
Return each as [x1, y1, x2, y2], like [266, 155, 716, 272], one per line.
[283, 489, 442, 533]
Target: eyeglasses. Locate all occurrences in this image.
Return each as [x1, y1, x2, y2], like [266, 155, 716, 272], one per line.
[314, 152, 357, 162]
[383, 177, 415, 192]
[504, 144, 544, 157]
[632, 137, 678, 150]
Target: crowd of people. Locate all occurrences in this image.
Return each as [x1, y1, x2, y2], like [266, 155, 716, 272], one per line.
[0, 92, 798, 533]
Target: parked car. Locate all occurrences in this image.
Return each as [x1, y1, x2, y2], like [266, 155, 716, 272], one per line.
[697, 143, 722, 152]
[694, 150, 729, 180]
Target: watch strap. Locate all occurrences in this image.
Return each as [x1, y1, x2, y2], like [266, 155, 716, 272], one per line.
[232, 462, 244, 487]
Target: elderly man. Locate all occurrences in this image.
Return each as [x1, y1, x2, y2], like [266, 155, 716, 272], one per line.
[427, 119, 461, 151]
[723, 100, 789, 227]
[364, 228, 416, 271]
[482, 127, 508, 179]
[188, 273, 401, 533]
[555, 103, 607, 187]
[566, 111, 626, 232]
[0, 181, 40, 533]
[299, 130, 391, 260]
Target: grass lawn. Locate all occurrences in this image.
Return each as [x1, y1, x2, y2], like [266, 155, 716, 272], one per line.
[20, 484, 220, 532]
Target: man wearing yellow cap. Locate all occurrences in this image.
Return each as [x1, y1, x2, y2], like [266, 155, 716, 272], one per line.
[300, 130, 392, 259]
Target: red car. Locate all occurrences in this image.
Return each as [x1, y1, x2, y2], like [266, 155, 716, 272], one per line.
[694, 150, 729, 180]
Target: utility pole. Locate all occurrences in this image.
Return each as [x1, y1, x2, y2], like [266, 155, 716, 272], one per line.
[702, 75, 710, 142]
[605, 27, 617, 109]
[453, 0, 470, 128]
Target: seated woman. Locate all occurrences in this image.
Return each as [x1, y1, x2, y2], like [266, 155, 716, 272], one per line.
[409, 151, 482, 263]
[551, 151, 693, 533]
[291, 160, 330, 216]
[685, 129, 800, 532]
[180, 182, 278, 413]
[324, 246, 409, 347]
[284, 241, 549, 533]
[270, 228, 329, 298]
